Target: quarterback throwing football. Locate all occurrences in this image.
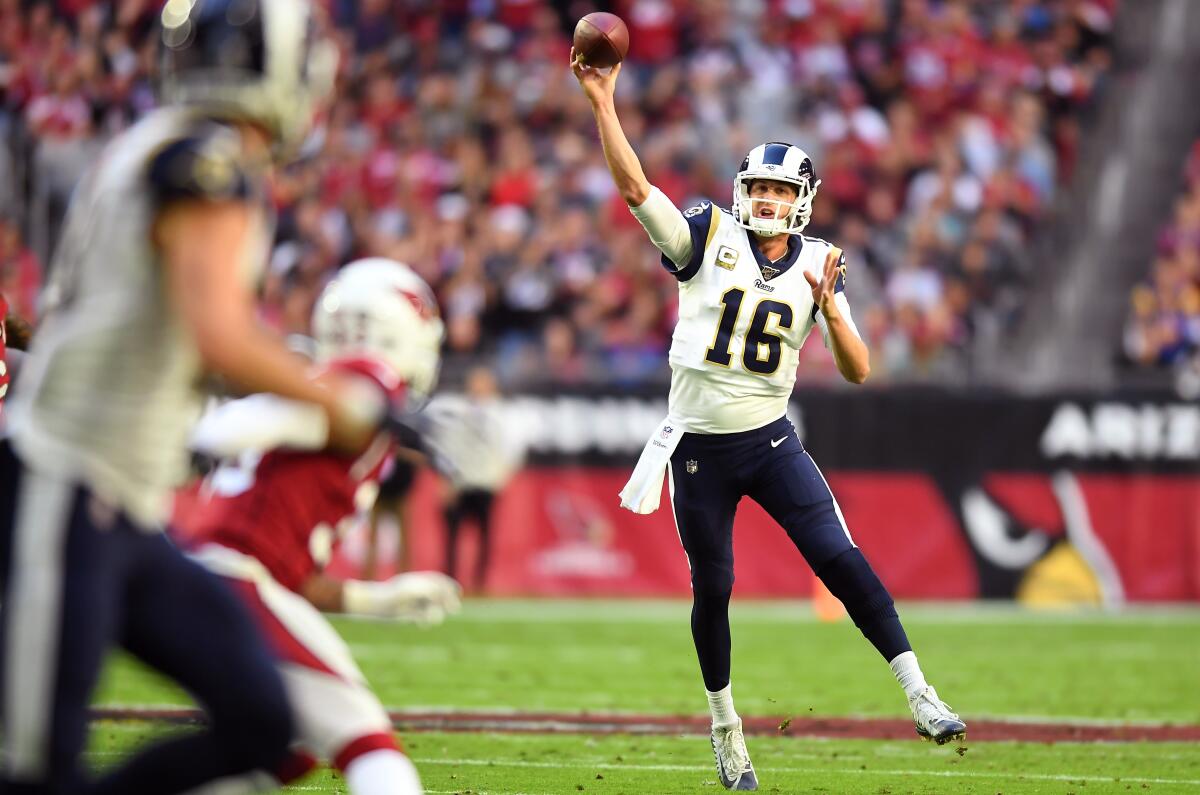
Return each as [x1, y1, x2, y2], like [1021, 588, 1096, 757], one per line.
[572, 52, 965, 791]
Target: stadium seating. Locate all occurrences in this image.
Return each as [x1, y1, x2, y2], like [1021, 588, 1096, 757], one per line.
[1123, 137, 1200, 370]
[0, 0, 1116, 385]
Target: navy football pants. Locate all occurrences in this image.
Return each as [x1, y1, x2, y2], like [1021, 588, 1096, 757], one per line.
[0, 442, 293, 794]
[668, 416, 911, 692]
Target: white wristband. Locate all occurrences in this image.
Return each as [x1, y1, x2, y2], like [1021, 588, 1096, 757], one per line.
[341, 579, 391, 617]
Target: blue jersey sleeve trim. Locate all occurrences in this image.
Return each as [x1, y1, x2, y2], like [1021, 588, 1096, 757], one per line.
[663, 201, 715, 282]
[147, 129, 254, 208]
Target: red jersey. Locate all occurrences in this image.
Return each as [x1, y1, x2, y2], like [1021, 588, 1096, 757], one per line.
[0, 293, 9, 412]
[178, 358, 399, 592]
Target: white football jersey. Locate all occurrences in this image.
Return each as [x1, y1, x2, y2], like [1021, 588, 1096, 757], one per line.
[7, 108, 270, 527]
[665, 200, 846, 434]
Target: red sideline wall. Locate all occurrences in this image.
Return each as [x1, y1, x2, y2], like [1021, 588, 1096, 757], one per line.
[332, 468, 1200, 601]
[178, 390, 1200, 601]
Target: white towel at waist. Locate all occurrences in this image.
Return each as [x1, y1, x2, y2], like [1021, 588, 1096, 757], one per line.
[619, 416, 686, 514]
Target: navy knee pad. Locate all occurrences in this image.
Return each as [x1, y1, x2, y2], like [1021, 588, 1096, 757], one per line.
[816, 548, 910, 660]
[690, 562, 735, 604]
[817, 548, 895, 626]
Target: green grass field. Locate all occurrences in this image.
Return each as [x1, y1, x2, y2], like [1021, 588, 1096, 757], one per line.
[90, 600, 1200, 794]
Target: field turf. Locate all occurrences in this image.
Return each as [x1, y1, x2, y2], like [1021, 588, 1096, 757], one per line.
[90, 600, 1200, 793]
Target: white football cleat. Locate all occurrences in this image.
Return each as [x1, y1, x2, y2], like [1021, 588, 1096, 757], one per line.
[710, 720, 758, 790]
[909, 686, 966, 744]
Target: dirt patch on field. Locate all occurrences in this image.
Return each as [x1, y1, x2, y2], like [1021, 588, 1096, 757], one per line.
[91, 708, 1200, 743]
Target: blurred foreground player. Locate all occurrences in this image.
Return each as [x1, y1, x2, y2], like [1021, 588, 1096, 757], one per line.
[0, 0, 398, 792]
[179, 259, 458, 794]
[573, 49, 965, 791]
[1, 300, 29, 429]
[0, 294, 11, 412]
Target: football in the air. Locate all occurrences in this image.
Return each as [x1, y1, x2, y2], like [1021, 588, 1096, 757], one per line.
[573, 12, 629, 68]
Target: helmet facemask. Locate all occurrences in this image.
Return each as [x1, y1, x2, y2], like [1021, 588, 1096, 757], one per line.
[733, 174, 821, 236]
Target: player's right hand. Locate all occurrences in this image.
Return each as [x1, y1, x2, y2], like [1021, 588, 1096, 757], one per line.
[323, 372, 427, 456]
[570, 46, 622, 107]
[321, 372, 388, 453]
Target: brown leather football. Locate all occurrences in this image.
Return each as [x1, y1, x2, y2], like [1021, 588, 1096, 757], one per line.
[573, 12, 629, 68]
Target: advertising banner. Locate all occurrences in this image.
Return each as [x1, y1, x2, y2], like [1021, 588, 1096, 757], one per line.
[183, 389, 1199, 602]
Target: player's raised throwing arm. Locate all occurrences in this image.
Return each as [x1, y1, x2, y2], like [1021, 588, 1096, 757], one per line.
[571, 50, 693, 268]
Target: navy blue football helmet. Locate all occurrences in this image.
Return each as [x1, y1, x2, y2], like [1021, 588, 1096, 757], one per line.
[159, 0, 337, 155]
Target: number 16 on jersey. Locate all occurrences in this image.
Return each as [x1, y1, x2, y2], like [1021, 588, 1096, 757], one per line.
[704, 288, 794, 376]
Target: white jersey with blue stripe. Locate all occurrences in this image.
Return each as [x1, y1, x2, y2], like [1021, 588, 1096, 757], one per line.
[660, 200, 846, 435]
[7, 108, 270, 527]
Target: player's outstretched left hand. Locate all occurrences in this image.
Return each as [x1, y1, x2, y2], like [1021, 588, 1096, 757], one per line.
[343, 572, 462, 625]
[804, 246, 845, 319]
[386, 571, 463, 627]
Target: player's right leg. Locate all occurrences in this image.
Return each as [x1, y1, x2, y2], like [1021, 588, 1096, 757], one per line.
[0, 442, 123, 794]
[198, 545, 421, 794]
[281, 665, 420, 795]
[88, 533, 294, 795]
[668, 434, 757, 791]
[444, 498, 463, 582]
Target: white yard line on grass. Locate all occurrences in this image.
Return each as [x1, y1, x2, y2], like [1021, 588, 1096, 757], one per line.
[411, 756, 1200, 787]
[86, 748, 1200, 788]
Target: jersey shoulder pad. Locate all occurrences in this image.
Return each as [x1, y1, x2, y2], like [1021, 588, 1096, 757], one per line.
[146, 124, 256, 206]
[669, 199, 723, 282]
[681, 200, 734, 222]
[682, 198, 727, 244]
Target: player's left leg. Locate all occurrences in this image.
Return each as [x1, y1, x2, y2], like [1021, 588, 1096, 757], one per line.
[443, 495, 463, 582]
[466, 489, 495, 593]
[88, 535, 294, 794]
[747, 422, 965, 744]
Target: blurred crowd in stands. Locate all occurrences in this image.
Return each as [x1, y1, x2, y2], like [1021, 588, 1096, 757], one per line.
[0, 0, 1117, 386]
[1123, 137, 1200, 372]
